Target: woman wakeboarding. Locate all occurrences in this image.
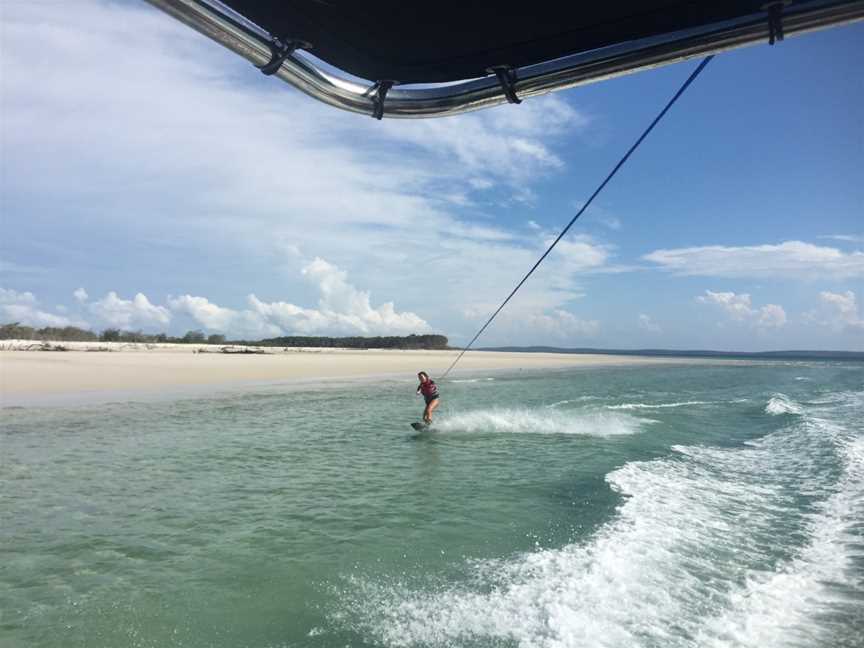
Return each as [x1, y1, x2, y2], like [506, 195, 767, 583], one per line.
[416, 371, 440, 426]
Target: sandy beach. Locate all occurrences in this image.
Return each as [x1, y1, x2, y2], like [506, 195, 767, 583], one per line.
[0, 340, 718, 404]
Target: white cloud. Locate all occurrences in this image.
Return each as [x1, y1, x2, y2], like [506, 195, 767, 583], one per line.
[533, 310, 599, 338]
[168, 294, 283, 338]
[89, 292, 171, 329]
[381, 95, 590, 183]
[0, 0, 598, 344]
[510, 187, 538, 206]
[818, 234, 864, 243]
[0, 287, 85, 328]
[468, 178, 494, 191]
[645, 241, 864, 279]
[73, 287, 88, 303]
[638, 314, 661, 333]
[570, 201, 622, 231]
[549, 237, 611, 271]
[481, 309, 599, 343]
[170, 258, 430, 337]
[698, 291, 754, 321]
[697, 290, 786, 329]
[804, 291, 864, 332]
[599, 215, 622, 230]
[755, 303, 787, 329]
[0, 288, 37, 306]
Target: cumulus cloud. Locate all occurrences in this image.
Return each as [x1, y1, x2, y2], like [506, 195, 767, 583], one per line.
[804, 291, 864, 332]
[170, 258, 430, 337]
[73, 287, 88, 303]
[638, 314, 661, 333]
[645, 241, 864, 279]
[0, 287, 36, 306]
[168, 294, 283, 338]
[0, 287, 85, 328]
[697, 290, 786, 329]
[89, 292, 171, 329]
[1, 0, 599, 347]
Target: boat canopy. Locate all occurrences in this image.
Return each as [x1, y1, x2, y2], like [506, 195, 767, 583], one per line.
[146, 0, 864, 118]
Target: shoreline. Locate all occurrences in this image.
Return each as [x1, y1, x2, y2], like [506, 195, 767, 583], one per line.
[0, 341, 752, 407]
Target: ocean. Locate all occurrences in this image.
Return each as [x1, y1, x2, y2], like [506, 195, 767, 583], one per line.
[1, 361, 862, 647]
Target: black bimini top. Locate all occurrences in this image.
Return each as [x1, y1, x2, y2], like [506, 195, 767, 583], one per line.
[146, 0, 864, 117]
[222, 1, 783, 84]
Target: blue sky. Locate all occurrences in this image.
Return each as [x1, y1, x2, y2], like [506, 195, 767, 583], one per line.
[1, 1, 862, 350]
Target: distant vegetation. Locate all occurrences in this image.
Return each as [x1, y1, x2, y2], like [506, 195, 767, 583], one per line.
[0, 323, 448, 349]
[257, 334, 449, 350]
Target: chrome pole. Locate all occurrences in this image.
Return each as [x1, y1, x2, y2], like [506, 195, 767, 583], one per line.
[144, 0, 864, 119]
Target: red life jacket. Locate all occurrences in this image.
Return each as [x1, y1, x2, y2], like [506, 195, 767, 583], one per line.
[419, 380, 438, 397]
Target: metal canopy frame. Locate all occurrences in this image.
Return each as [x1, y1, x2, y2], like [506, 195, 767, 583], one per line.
[145, 0, 864, 119]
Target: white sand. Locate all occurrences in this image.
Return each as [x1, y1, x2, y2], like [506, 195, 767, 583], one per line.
[0, 340, 718, 403]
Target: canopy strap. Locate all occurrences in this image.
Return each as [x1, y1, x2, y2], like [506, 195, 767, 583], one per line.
[258, 38, 310, 75]
[764, 1, 789, 44]
[371, 80, 395, 119]
[489, 66, 522, 104]
[440, 56, 714, 380]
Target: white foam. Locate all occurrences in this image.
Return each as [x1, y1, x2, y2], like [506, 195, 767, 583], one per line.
[545, 400, 571, 408]
[606, 400, 711, 410]
[765, 393, 804, 415]
[338, 451, 766, 647]
[547, 396, 603, 408]
[697, 435, 864, 648]
[434, 408, 652, 437]
[448, 378, 495, 383]
[336, 392, 864, 647]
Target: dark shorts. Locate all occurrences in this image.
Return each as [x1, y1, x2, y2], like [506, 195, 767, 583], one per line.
[424, 394, 439, 405]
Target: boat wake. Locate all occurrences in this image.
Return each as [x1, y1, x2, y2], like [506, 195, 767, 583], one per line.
[336, 392, 863, 647]
[765, 393, 804, 415]
[434, 408, 652, 437]
[606, 400, 712, 410]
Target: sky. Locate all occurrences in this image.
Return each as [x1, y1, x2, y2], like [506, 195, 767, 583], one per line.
[1, 1, 862, 351]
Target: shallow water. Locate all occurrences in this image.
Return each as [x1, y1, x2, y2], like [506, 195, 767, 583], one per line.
[2, 362, 862, 647]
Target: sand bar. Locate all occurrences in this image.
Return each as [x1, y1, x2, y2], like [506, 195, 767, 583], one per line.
[0, 340, 727, 404]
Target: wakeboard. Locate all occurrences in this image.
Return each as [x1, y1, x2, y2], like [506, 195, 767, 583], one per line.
[411, 421, 430, 431]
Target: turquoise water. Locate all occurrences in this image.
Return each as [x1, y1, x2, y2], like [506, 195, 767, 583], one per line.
[2, 362, 863, 647]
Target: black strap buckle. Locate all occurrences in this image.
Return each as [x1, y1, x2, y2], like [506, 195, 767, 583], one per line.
[370, 80, 395, 120]
[488, 66, 522, 104]
[258, 38, 310, 76]
[763, 1, 789, 45]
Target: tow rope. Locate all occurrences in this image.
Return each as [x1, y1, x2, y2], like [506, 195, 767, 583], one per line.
[441, 56, 714, 379]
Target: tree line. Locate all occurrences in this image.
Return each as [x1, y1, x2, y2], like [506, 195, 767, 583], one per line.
[0, 323, 226, 345]
[256, 334, 449, 349]
[0, 323, 448, 349]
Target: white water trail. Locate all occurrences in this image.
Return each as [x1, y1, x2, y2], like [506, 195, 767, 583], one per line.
[340, 392, 863, 648]
[606, 400, 712, 410]
[434, 408, 652, 437]
[765, 393, 804, 415]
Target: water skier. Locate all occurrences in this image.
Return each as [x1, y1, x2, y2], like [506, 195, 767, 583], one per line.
[416, 371, 440, 426]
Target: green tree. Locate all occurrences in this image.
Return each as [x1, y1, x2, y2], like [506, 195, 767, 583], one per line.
[0, 323, 36, 340]
[182, 330, 206, 343]
[100, 328, 121, 342]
